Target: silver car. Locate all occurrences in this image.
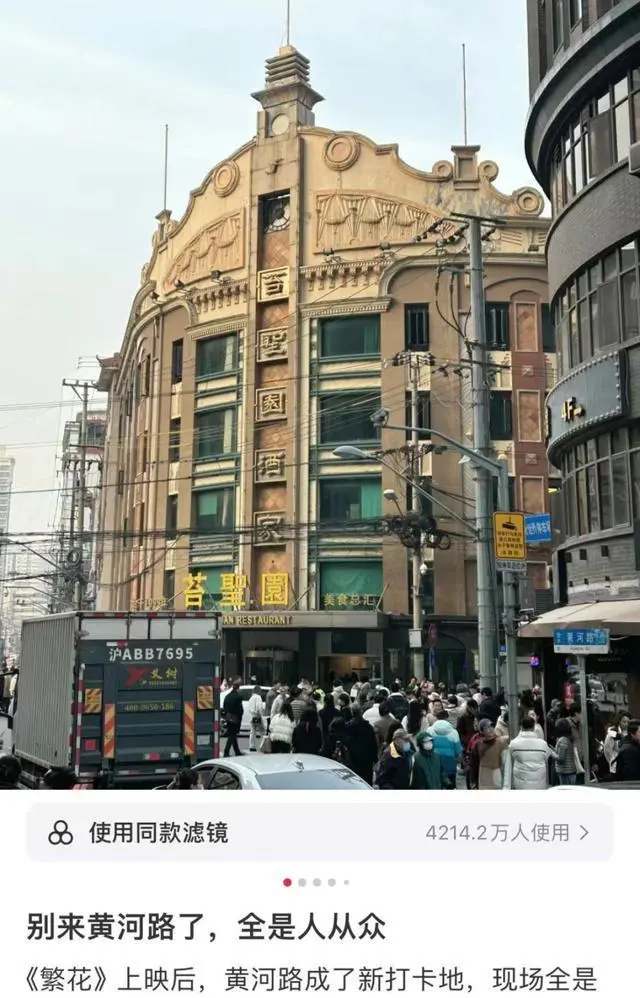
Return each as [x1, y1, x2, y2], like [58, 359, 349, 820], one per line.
[159, 754, 372, 790]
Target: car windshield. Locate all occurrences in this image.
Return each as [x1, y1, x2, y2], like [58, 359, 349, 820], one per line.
[255, 769, 369, 790]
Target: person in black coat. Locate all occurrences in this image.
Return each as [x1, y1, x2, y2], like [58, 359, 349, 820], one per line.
[0, 754, 22, 789]
[345, 707, 379, 784]
[292, 708, 323, 755]
[318, 694, 339, 751]
[616, 721, 640, 782]
[374, 730, 414, 790]
[477, 687, 501, 725]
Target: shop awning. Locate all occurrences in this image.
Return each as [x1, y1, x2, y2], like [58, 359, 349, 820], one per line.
[519, 599, 640, 638]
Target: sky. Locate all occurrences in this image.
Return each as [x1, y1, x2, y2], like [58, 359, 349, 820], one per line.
[0, 0, 535, 541]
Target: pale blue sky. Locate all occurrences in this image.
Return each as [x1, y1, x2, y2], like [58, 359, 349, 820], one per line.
[0, 0, 534, 536]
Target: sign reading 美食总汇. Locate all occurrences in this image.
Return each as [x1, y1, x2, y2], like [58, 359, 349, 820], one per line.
[553, 628, 610, 656]
[525, 513, 552, 544]
[322, 593, 381, 609]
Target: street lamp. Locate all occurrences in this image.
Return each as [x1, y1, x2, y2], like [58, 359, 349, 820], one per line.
[333, 444, 477, 684]
[361, 411, 520, 740]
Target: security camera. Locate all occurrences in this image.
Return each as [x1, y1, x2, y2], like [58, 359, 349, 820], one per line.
[371, 408, 390, 428]
[420, 563, 429, 576]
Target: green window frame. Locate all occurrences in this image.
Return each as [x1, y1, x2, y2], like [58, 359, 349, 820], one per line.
[318, 392, 381, 444]
[319, 315, 380, 358]
[195, 334, 238, 380]
[194, 408, 236, 460]
[193, 488, 235, 532]
[318, 478, 381, 523]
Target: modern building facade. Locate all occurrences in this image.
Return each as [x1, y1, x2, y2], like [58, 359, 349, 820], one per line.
[97, 45, 554, 685]
[524, 0, 640, 716]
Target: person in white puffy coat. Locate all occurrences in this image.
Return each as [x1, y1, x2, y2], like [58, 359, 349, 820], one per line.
[503, 715, 557, 790]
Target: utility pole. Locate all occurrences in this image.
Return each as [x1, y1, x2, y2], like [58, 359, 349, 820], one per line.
[63, 379, 93, 611]
[408, 357, 424, 681]
[467, 216, 497, 690]
[498, 463, 521, 739]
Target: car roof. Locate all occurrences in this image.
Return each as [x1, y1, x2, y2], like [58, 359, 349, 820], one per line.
[196, 753, 348, 775]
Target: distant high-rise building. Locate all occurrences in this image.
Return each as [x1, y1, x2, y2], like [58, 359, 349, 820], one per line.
[0, 447, 15, 584]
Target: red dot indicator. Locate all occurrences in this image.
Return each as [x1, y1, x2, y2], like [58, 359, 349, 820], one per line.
[283, 878, 292, 887]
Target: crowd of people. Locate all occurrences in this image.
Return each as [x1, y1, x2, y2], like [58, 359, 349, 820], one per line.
[221, 675, 640, 789]
[1, 673, 637, 790]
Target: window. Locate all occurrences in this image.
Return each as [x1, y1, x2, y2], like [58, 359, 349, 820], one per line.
[541, 304, 556, 351]
[563, 430, 635, 537]
[262, 193, 290, 233]
[404, 305, 429, 350]
[117, 469, 124, 496]
[195, 334, 237, 379]
[194, 408, 236, 460]
[492, 476, 516, 512]
[123, 516, 129, 549]
[140, 431, 149, 473]
[485, 303, 510, 349]
[143, 356, 151, 397]
[555, 238, 640, 372]
[171, 339, 183, 385]
[138, 503, 145, 547]
[551, 70, 640, 212]
[597, 280, 620, 348]
[318, 478, 381, 524]
[319, 315, 380, 358]
[166, 495, 178, 540]
[318, 393, 381, 444]
[622, 268, 640, 340]
[193, 488, 235, 532]
[405, 393, 431, 431]
[588, 109, 614, 178]
[169, 418, 181, 463]
[489, 392, 513, 438]
[552, 0, 563, 51]
[163, 570, 175, 604]
[569, 0, 581, 26]
[319, 560, 384, 610]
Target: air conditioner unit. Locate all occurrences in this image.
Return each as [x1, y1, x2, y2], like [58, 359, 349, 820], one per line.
[629, 142, 640, 176]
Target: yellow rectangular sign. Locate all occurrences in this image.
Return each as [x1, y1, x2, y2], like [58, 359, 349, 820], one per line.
[493, 512, 526, 561]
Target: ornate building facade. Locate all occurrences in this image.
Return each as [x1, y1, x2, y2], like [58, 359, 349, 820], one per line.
[96, 46, 553, 684]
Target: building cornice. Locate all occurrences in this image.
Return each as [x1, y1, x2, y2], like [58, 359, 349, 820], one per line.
[188, 315, 249, 338]
[300, 296, 392, 319]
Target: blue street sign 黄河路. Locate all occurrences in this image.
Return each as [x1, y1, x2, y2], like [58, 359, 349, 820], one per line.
[525, 513, 552, 544]
[553, 627, 610, 655]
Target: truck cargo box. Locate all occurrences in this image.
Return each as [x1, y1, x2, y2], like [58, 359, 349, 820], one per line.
[15, 612, 221, 787]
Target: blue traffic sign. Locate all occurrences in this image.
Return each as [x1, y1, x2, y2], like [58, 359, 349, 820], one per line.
[553, 627, 610, 655]
[525, 513, 552, 543]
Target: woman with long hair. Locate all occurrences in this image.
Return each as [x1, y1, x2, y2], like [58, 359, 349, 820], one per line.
[270, 701, 295, 753]
[403, 699, 429, 736]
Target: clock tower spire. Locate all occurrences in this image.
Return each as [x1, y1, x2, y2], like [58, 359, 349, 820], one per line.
[252, 45, 324, 137]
